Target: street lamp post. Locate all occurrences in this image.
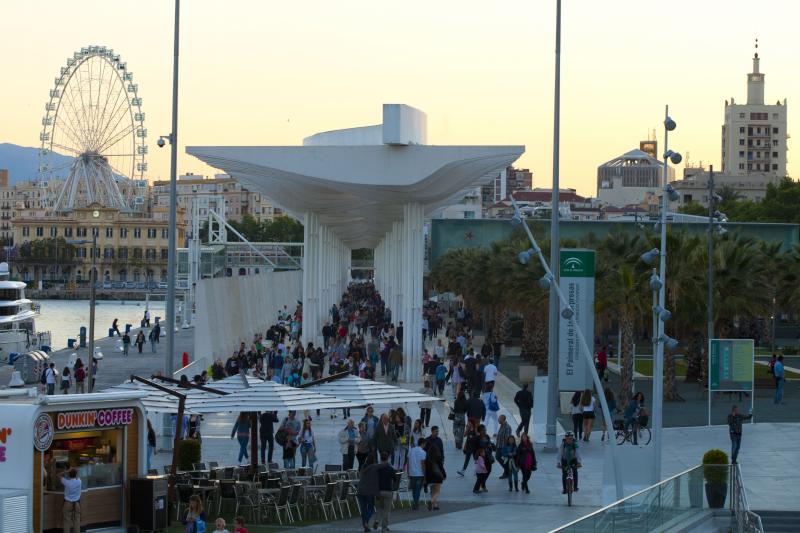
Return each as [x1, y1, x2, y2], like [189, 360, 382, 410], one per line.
[68, 228, 99, 393]
[545, 0, 562, 454]
[164, 0, 181, 379]
[707, 165, 715, 344]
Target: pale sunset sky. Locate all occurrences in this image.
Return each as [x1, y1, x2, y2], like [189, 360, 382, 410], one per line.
[1, 0, 798, 197]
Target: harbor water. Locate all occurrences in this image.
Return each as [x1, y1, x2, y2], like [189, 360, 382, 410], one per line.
[35, 299, 167, 349]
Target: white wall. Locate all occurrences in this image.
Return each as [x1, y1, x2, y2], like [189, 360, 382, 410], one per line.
[193, 271, 302, 369]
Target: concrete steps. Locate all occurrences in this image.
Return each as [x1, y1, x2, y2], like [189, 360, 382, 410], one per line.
[753, 510, 800, 533]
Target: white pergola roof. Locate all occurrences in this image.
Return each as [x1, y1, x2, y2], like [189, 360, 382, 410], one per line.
[189, 379, 361, 414]
[101, 382, 199, 414]
[306, 375, 442, 406]
[186, 144, 524, 248]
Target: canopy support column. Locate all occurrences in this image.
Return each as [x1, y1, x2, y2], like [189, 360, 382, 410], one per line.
[403, 202, 424, 382]
[302, 211, 321, 347]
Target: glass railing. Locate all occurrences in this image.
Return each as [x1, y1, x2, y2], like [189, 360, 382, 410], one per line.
[552, 465, 739, 533]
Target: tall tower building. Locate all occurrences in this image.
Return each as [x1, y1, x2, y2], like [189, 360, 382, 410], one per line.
[721, 43, 788, 178]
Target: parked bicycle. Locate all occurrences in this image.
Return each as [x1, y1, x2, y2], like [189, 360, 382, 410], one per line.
[614, 415, 651, 445]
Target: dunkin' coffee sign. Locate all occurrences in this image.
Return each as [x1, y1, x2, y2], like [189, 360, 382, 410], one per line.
[56, 408, 134, 430]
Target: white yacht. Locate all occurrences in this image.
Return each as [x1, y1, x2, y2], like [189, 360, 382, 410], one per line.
[0, 262, 51, 363]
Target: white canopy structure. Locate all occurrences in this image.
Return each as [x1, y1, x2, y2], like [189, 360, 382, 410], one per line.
[102, 381, 198, 414]
[189, 379, 361, 414]
[306, 375, 442, 407]
[187, 104, 525, 382]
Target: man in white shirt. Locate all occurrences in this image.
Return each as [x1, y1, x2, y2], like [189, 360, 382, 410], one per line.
[60, 468, 82, 533]
[483, 358, 498, 389]
[407, 438, 427, 510]
[45, 362, 57, 395]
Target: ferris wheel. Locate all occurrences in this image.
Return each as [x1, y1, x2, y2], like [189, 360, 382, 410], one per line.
[39, 45, 148, 212]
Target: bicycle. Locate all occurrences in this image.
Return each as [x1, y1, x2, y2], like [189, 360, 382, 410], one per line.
[558, 462, 581, 506]
[614, 417, 651, 445]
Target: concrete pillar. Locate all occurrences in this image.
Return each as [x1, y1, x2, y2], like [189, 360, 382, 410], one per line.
[302, 211, 321, 347]
[402, 202, 424, 382]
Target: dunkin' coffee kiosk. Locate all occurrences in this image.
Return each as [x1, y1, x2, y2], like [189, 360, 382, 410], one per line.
[0, 388, 147, 532]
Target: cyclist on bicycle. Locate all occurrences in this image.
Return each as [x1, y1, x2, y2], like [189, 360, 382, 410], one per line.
[557, 432, 582, 493]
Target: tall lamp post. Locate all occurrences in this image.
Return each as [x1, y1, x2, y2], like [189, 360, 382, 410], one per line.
[643, 106, 682, 484]
[67, 211, 100, 392]
[545, 0, 563, 453]
[161, 0, 181, 379]
[707, 165, 727, 346]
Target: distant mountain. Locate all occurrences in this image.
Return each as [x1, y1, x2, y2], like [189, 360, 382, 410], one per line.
[0, 143, 73, 183]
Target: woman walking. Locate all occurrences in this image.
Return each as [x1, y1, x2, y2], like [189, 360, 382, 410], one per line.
[516, 432, 537, 494]
[502, 435, 519, 492]
[452, 389, 468, 450]
[392, 409, 410, 471]
[339, 419, 360, 470]
[425, 434, 446, 509]
[60, 367, 72, 394]
[581, 389, 596, 442]
[356, 422, 371, 470]
[231, 413, 250, 463]
[411, 419, 425, 448]
[73, 359, 86, 394]
[570, 391, 584, 441]
[600, 387, 617, 442]
[299, 419, 317, 470]
[457, 420, 478, 476]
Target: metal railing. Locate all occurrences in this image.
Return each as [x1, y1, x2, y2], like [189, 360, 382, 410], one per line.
[731, 463, 764, 533]
[550, 464, 751, 533]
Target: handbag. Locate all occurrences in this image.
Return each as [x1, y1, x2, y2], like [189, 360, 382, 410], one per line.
[447, 410, 456, 421]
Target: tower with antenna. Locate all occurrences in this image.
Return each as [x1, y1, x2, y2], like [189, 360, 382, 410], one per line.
[720, 39, 788, 179]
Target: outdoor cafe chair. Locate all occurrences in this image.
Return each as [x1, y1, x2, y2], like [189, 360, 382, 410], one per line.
[312, 474, 325, 486]
[208, 461, 220, 469]
[147, 469, 159, 476]
[192, 462, 207, 471]
[235, 483, 259, 524]
[175, 484, 194, 521]
[335, 480, 352, 518]
[218, 480, 237, 514]
[392, 471, 408, 509]
[314, 482, 338, 521]
[324, 464, 343, 472]
[265, 484, 293, 525]
[162, 465, 172, 475]
[287, 483, 303, 521]
[268, 462, 280, 471]
[346, 468, 359, 480]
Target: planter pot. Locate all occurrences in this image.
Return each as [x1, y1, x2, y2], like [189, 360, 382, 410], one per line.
[705, 482, 727, 508]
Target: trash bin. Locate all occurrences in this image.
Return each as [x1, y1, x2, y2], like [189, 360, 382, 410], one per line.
[68, 338, 76, 349]
[125, 323, 132, 334]
[108, 328, 115, 337]
[79, 326, 87, 348]
[140, 319, 146, 328]
[129, 477, 168, 530]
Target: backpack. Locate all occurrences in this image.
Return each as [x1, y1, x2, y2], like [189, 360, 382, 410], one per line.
[40, 368, 48, 384]
[488, 394, 500, 412]
[436, 364, 446, 381]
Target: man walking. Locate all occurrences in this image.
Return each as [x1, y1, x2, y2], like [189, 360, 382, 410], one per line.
[407, 437, 427, 510]
[373, 414, 397, 459]
[389, 345, 403, 383]
[374, 452, 395, 532]
[259, 411, 277, 464]
[774, 355, 785, 405]
[514, 383, 533, 436]
[122, 331, 131, 356]
[45, 362, 57, 395]
[148, 324, 160, 353]
[727, 405, 752, 464]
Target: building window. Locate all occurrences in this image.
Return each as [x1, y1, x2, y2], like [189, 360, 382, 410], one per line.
[147, 228, 157, 239]
[739, 163, 745, 170]
[104, 247, 114, 259]
[92, 227, 99, 237]
[133, 248, 142, 259]
[76, 248, 87, 258]
[772, 164, 778, 171]
[64, 227, 73, 237]
[739, 139, 745, 146]
[118, 247, 128, 260]
[747, 163, 752, 170]
[106, 227, 113, 238]
[120, 227, 128, 238]
[160, 228, 168, 239]
[739, 126, 745, 134]
[49, 227, 57, 237]
[749, 112, 768, 120]
[22, 226, 29, 237]
[773, 127, 779, 134]
[161, 248, 168, 260]
[145, 248, 156, 260]
[747, 151, 752, 160]
[773, 113, 779, 119]
[133, 228, 141, 239]
[773, 139, 778, 147]
[119, 269, 127, 282]
[739, 113, 745, 118]
[36, 227, 43, 237]
[739, 151, 744, 158]
[773, 152, 778, 158]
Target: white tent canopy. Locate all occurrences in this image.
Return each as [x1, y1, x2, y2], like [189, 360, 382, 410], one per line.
[306, 375, 443, 406]
[190, 379, 361, 414]
[101, 382, 198, 414]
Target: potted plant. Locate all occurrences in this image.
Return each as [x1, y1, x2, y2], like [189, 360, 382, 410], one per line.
[177, 438, 201, 471]
[702, 449, 729, 508]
